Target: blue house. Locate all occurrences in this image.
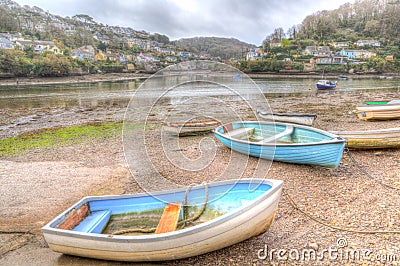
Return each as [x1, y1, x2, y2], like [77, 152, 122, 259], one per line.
[338, 49, 356, 58]
[179, 51, 191, 57]
[72, 45, 95, 60]
[338, 49, 376, 59]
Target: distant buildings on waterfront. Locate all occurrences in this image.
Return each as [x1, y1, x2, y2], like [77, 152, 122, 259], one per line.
[246, 39, 389, 71]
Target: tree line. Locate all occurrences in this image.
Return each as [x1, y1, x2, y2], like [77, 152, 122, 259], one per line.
[0, 48, 129, 77]
[258, 0, 400, 74]
[264, 0, 400, 46]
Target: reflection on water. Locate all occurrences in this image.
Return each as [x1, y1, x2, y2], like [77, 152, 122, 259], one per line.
[1, 77, 399, 110]
[0, 80, 140, 109]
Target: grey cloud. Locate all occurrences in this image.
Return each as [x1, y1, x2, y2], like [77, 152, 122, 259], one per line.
[15, 0, 352, 45]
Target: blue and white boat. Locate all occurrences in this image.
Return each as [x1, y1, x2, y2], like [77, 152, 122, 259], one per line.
[213, 121, 346, 168]
[42, 179, 283, 262]
[257, 110, 317, 126]
[316, 79, 337, 90]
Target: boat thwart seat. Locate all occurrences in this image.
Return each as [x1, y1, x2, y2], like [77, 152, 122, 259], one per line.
[224, 127, 255, 139]
[72, 210, 112, 234]
[155, 202, 183, 234]
[261, 125, 294, 143]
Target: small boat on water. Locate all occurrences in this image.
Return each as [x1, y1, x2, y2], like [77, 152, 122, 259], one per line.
[331, 127, 400, 149]
[42, 179, 283, 262]
[213, 121, 346, 168]
[162, 119, 220, 136]
[316, 80, 337, 90]
[338, 74, 348, 80]
[356, 100, 400, 121]
[257, 110, 317, 126]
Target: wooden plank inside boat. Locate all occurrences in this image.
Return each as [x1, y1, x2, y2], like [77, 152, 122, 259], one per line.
[56, 204, 90, 230]
[155, 202, 182, 234]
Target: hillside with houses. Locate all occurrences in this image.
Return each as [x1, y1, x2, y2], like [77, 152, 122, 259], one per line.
[1, 0, 400, 77]
[241, 38, 389, 74]
[0, 0, 256, 77]
[247, 0, 400, 74]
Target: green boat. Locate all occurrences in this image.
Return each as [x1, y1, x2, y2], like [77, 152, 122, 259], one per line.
[364, 101, 390, 105]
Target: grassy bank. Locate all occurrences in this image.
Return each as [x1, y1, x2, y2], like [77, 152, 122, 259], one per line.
[0, 122, 123, 157]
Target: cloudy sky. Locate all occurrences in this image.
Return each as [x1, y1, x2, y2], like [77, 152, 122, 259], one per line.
[14, 0, 353, 45]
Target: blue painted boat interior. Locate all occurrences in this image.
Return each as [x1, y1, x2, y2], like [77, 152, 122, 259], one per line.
[69, 182, 272, 234]
[219, 122, 333, 143]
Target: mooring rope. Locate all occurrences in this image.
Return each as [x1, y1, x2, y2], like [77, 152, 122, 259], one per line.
[179, 182, 208, 225]
[111, 227, 156, 235]
[283, 189, 400, 234]
[344, 148, 400, 192]
[283, 148, 400, 234]
[182, 183, 195, 224]
[0, 230, 32, 234]
[111, 182, 208, 235]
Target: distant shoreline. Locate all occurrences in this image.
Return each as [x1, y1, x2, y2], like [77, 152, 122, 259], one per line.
[0, 71, 398, 87]
[246, 72, 400, 79]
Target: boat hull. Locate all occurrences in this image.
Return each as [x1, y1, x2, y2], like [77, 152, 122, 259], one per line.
[42, 179, 283, 261]
[163, 119, 220, 136]
[162, 125, 217, 136]
[214, 121, 345, 168]
[356, 104, 400, 121]
[316, 80, 337, 90]
[316, 84, 336, 90]
[257, 111, 317, 126]
[331, 128, 400, 149]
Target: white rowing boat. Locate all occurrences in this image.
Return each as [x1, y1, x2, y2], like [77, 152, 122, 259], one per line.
[42, 179, 283, 261]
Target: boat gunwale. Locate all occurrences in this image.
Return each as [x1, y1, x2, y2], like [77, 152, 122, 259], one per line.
[162, 125, 217, 134]
[213, 121, 346, 147]
[330, 127, 400, 136]
[356, 104, 400, 110]
[163, 119, 220, 127]
[256, 110, 317, 118]
[42, 178, 283, 242]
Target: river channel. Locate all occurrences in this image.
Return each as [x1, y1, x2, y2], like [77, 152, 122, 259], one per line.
[0, 77, 399, 139]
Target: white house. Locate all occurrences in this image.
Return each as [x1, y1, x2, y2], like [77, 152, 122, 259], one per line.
[304, 46, 331, 56]
[332, 41, 351, 48]
[270, 41, 282, 48]
[15, 40, 62, 54]
[355, 40, 380, 47]
[246, 48, 262, 61]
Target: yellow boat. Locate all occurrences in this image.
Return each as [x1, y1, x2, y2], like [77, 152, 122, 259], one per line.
[331, 127, 400, 149]
[356, 100, 400, 121]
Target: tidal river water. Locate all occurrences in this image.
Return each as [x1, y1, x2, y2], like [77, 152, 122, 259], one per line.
[0, 77, 399, 139]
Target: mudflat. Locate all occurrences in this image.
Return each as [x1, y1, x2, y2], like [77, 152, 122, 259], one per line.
[1, 89, 399, 265]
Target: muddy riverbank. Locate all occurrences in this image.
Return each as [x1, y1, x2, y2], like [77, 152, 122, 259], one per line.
[1, 89, 400, 265]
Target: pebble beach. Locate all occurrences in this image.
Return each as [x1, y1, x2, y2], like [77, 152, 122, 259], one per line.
[1, 79, 400, 265]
